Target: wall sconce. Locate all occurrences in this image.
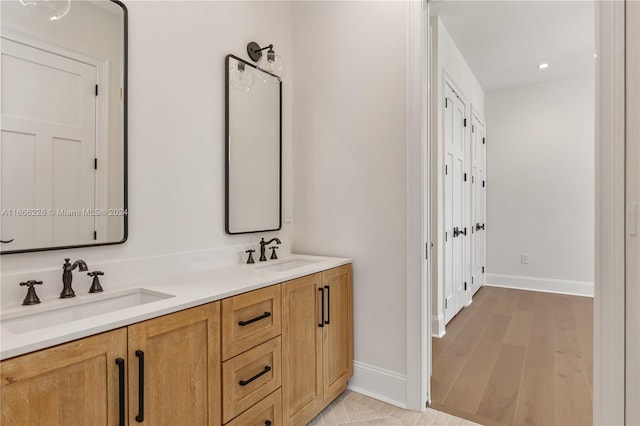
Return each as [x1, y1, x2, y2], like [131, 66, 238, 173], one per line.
[229, 61, 255, 92]
[246, 41, 285, 77]
[19, 0, 71, 21]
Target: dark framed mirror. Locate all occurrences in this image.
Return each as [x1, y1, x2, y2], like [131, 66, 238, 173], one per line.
[0, 0, 128, 254]
[225, 54, 282, 234]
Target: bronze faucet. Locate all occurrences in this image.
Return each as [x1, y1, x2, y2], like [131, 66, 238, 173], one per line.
[60, 258, 88, 298]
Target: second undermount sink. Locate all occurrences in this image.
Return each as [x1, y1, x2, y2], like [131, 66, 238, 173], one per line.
[1, 288, 174, 334]
[255, 257, 321, 272]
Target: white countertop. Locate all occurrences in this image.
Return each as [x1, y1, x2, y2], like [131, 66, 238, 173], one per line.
[0, 254, 351, 360]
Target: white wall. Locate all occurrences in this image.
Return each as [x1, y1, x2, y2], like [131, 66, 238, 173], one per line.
[430, 17, 485, 336]
[1, 1, 294, 277]
[291, 1, 409, 406]
[485, 74, 595, 295]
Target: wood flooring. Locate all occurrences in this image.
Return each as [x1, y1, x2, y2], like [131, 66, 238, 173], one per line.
[430, 286, 593, 426]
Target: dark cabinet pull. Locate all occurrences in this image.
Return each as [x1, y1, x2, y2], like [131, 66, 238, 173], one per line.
[239, 365, 271, 386]
[0, 239, 13, 244]
[115, 358, 125, 426]
[238, 311, 271, 326]
[324, 285, 330, 325]
[265, 421, 272, 426]
[318, 287, 325, 328]
[135, 350, 144, 423]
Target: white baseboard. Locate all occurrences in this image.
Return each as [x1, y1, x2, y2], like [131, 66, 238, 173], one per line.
[348, 361, 407, 409]
[486, 273, 594, 297]
[431, 314, 445, 338]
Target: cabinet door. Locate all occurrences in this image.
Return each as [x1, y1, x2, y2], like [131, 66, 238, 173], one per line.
[1, 328, 127, 426]
[281, 273, 323, 426]
[322, 264, 354, 402]
[128, 303, 221, 426]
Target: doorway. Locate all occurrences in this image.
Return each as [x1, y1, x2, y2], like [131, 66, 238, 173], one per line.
[427, 1, 595, 424]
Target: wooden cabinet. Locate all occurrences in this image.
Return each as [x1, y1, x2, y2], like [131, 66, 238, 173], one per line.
[1, 328, 127, 426]
[128, 303, 221, 426]
[282, 264, 353, 425]
[0, 262, 352, 426]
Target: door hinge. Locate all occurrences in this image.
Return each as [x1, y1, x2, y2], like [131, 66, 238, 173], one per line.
[445, 299, 448, 309]
[464, 173, 467, 182]
[445, 232, 448, 242]
[425, 242, 428, 260]
[93, 231, 97, 240]
[472, 125, 475, 133]
[472, 176, 475, 184]
[94, 158, 98, 170]
[482, 266, 485, 273]
[464, 118, 467, 127]
[483, 137, 486, 144]
[464, 282, 468, 291]
[472, 276, 474, 284]
[445, 165, 448, 175]
[445, 98, 448, 108]
[95, 85, 99, 96]
[482, 180, 486, 188]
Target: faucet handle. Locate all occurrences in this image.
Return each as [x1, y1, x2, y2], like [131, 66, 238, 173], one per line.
[269, 246, 279, 260]
[245, 250, 256, 264]
[87, 271, 104, 293]
[20, 280, 43, 305]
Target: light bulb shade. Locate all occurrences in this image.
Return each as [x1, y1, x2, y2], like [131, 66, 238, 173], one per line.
[19, 0, 71, 21]
[256, 50, 285, 80]
[229, 61, 255, 92]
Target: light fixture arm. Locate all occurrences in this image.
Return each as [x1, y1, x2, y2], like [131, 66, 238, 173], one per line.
[247, 41, 274, 62]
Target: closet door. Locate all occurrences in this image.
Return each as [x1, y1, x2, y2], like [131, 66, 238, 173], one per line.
[470, 113, 486, 295]
[443, 83, 468, 324]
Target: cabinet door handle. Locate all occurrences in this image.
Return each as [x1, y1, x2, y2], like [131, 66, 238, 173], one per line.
[265, 421, 272, 426]
[318, 287, 325, 328]
[324, 285, 330, 325]
[115, 358, 125, 426]
[239, 365, 271, 386]
[238, 311, 271, 326]
[135, 350, 144, 423]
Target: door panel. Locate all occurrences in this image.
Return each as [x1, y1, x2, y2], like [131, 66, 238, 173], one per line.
[1, 38, 96, 248]
[443, 83, 468, 323]
[471, 114, 486, 295]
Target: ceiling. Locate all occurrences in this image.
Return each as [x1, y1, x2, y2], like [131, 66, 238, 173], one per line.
[430, 0, 595, 92]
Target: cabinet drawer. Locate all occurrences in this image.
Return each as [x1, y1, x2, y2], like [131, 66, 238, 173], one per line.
[222, 336, 282, 423]
[222, 285, 282, 360]
[226, 388, 282, 426]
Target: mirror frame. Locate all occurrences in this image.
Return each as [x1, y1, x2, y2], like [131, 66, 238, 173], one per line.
[225, 54, 282, 235]
[1, 0, 128, 255]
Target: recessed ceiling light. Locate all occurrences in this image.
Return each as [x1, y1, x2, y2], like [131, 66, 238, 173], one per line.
[538, 63, 549, 70]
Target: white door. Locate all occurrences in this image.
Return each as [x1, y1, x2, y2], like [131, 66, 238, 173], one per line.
[470, 113, 486, 295]
[1, 38, 97, 249]
[443, 83, 468, 324]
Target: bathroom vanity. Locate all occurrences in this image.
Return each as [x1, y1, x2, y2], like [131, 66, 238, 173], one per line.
[0, 257, 352, 426]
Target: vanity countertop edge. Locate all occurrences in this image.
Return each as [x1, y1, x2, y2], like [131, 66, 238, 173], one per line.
[0, 255, 352, 360]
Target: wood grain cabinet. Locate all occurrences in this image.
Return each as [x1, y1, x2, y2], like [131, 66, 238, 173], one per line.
[128, 303, 221, 426]
[0, 263, 352, 426]
[282, 264, 353, 426]
[1, 328, 127, 426]
[1, 303, 221, 426]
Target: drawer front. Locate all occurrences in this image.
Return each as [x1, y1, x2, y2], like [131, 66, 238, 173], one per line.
[226, 388, 282, 426]
[222, 285, 282, 360]
[222, 336, 282, 423]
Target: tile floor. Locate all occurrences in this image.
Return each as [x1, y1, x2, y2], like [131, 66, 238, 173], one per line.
[308, 390, 481, 426]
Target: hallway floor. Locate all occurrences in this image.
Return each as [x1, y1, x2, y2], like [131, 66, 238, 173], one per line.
[430, 286, 593, 426]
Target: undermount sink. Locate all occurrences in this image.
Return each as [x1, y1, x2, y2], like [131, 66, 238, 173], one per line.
[255, 257, 321, 272]
[2, 288, 174, 334]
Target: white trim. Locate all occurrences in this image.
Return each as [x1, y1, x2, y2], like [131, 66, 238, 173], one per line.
[405, 0, 430, 411]
[594, 1, 626, 424]
[348, 361, 408, 409]
[431, 314, 445, 338]
[485, 274, 593, 297]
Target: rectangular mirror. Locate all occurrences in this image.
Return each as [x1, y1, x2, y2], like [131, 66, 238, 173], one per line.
[225, 54, 281, 234]
[0, 0, 128, 254]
